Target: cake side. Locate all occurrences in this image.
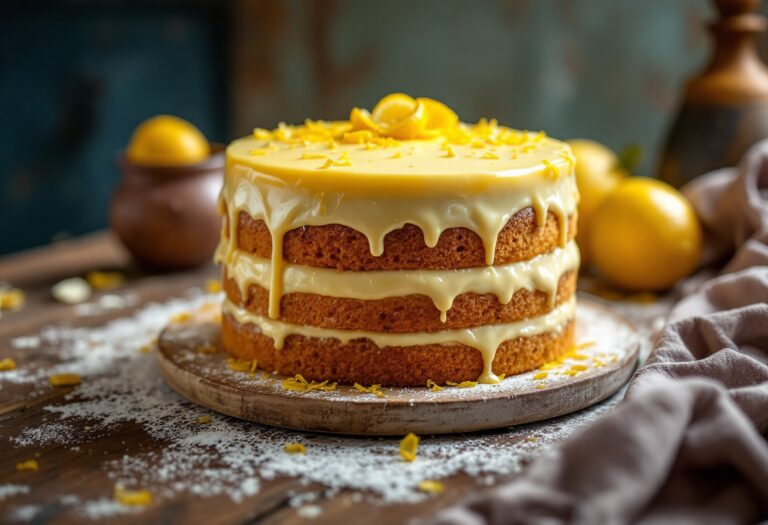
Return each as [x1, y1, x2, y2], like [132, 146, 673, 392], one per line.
[217, 98, 579, 385]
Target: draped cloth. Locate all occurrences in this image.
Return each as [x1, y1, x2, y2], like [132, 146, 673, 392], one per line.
[432, 141, 768, 525]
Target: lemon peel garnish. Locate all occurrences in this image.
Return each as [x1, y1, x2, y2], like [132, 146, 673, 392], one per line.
[0, 358, 17, 371]
[400, 432, 419, 462]
[16, 460, 39, 472]
[284, 443, 306, 454]
[300, 152, 328, 160]
[49, 373, 81, 387]
[532, 372, 548, 380]
[114, 485, 153, 507]
[418, 480, 444, 494]
[542, 159, 560, 179]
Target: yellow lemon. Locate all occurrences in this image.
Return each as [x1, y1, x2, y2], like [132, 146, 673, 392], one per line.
[371, 93, 428, 140]
[590, 178, 702, 291]
[127, 115, 210, 166]
[567, 139, 628, 263]
[418, 97, 458, 131]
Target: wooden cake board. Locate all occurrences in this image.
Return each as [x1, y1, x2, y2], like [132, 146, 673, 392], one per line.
[157, 299, 639, 435]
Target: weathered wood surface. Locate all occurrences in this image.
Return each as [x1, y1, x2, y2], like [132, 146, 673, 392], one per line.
[0, 233, 658, 524]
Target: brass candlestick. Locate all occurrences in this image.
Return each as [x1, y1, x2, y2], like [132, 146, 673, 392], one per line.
[658, 0, 768, 187]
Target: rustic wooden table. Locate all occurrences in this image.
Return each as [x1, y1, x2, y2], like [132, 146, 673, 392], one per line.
[0, 233, 668, 525]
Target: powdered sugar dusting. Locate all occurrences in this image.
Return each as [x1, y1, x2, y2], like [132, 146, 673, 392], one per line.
[2, 291, 644, 520]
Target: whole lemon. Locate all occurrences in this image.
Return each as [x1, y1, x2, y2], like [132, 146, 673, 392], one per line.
[567, 139, 628, 262]
[590, 177, 702, 291]
[126, 115, 210, 166]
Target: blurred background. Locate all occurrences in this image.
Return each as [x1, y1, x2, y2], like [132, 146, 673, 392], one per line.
[0, 0, 760, 255]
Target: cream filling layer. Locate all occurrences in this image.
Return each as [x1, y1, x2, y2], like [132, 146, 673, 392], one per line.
[219, 241, 580, 323]
[223, 295, 576, 384]
[220, 162, 579, 319]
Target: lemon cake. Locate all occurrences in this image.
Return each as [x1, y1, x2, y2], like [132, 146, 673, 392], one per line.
[216, 94, 579, 387]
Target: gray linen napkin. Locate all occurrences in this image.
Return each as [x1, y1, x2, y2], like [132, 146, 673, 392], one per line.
[432, 141, 768, 525]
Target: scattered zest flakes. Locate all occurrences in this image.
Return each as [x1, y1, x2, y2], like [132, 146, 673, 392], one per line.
[196, 343, 217, 354]
[570, 364, 589, 372]
[0, 358, 17, 371]
[171, 312, 191, 323]
[284, 443, 306, 454]
[205, 279, 222, 294]
[425, 379, 443, 392]
[576, 341, 596, 350]
[353, 383, 386, 398]
[542, 159, 559, 179]
[86, 271, 124, 291]
[49, 373, 81, 387]
[282, 374, 337, 392]
[196, 415, 212, 425]
[16, 460, 39, 472]
[400, 432, 420, 462]
[532, 372, 548, 380]
[443, 144, 457, 158]
[418, 480, 444, 494]
[389, 151, 403, 159]
[0, 288, 25, 311]
[114, 485, 153, 507]
[446, 381, 478, 388]
[481, 151, 499, 160]
[300, 152, 328, 160]
[318, 151, 352, 169]
[227, 358, 254, 373]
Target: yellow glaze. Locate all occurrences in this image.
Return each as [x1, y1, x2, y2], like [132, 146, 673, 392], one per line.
[223, 296, 576, 384]
[218, 241, 579, 323]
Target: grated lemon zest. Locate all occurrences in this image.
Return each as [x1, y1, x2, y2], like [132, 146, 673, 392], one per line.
[0, 358, 17, 371]
[284, 443, 306, 454]
[197, 344, 217, 354]
[481, 151, 499, 160]
[227, 358, 254, 373]
[400, 432, 419, 462]
[353, 383, 386, 397]
[425, 379, 443, 392]
[533, 372, 548, 380]
[570, 364, 589, 372]
[282, 374, 337, 392]
[0, 289, 25, 311]
[444, 144, 457, 158]
[49, 373, 81, 387]
[16, 460, 38, 472]
[418, 480, 444, 494]
[446, 381, 478, 388]
[205, 279, 222, 294]
[300, 152, 328, 160]
[114, 485, 153, 506]
[86, 271, 125, 291]
[542, 159, 559, 179]
[196, 415, 212, 424]
[171, 312, 191, 323]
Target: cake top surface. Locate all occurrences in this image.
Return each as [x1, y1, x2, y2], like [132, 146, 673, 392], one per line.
[227, 94, 574, 192]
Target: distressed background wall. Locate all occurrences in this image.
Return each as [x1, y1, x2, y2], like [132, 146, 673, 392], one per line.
[0, 0, 760, 254]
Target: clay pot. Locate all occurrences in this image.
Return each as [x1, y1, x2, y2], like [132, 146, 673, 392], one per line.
[110, 145, 224, 270]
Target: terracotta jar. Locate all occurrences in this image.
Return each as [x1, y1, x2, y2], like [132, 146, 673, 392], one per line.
[110, 145, 224, 270]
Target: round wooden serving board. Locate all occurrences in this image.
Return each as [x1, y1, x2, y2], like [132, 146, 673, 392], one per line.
[157, 298, 639, 435]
